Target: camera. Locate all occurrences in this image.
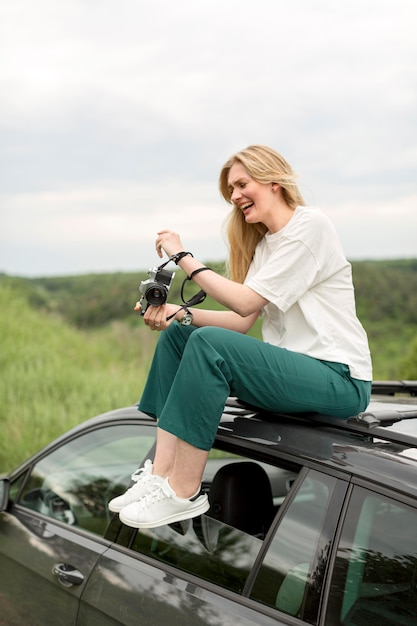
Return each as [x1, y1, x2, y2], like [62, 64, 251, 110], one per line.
[139, 267, 175, 315]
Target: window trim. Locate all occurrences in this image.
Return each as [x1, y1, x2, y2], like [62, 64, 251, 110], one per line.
[244, 468, 349, 622]
[351, 475, 417, 510]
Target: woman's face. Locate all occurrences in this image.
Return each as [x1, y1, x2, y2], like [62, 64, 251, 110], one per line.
[227, 161, 278, 228]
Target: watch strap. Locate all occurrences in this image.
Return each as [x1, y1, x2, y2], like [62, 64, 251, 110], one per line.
[170, 251, 193, 264]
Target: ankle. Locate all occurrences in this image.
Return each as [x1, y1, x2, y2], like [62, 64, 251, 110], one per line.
[152, 464, 172, 479]
[168, 479, 200, 500]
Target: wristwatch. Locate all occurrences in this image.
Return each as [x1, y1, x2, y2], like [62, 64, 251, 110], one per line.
[180, 307, 193, 326]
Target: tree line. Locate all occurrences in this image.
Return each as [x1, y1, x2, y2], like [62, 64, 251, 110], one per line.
[1, 258, 416, 379]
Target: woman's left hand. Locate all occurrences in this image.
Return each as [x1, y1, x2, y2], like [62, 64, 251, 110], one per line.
[156, 230, 184, 259]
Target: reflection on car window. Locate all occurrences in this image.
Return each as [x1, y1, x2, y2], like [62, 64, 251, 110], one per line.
[17, 424, 155, 536]
[250, 469, 337, 623]
[132, 517, 263, 594]
[129, 457, 300, 594]
[326, 486, 417, 626]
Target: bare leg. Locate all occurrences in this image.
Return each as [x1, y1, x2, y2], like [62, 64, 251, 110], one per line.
[169, 438, 209, 499]
[118, 428, 210, 527]
[152, 427, 177, 477]
[153, 427, 209, 499]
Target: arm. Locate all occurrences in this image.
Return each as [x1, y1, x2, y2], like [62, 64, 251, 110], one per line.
[180, 262, 266, 317]
[137, 301, 260, 333]
[155, 230, 269, 317]
[185, 307, 260, 332]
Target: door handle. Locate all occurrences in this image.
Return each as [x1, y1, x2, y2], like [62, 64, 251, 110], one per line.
[52, 563, 84, 587]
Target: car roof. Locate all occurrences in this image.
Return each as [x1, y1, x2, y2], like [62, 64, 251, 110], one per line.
[220, 394, 417, 496]
[10, 381, 417, 498]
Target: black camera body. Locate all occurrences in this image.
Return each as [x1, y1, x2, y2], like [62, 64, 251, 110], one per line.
[139, 267, 175, 315]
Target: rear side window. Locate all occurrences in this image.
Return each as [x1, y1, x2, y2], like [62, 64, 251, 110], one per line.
[326, 486, 417, 625]
[250, 469, 340, 623]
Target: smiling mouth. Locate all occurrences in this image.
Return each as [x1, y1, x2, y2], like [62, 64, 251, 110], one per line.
[241, 202, 254, 214]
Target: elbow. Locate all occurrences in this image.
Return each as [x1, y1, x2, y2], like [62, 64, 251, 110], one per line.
[234, 303, 260, 318]
[232, 286, 265, 318]
[228, 286, 264, 317]
[236, 305, 254, 318]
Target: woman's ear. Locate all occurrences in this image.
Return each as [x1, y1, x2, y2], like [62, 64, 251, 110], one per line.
[272, 183, 279, 191]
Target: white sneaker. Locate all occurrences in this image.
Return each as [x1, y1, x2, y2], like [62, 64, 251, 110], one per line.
[119, 478, 209, 529]
[108, 460, 162, 513]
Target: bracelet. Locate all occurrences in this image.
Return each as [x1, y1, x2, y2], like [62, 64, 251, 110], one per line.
[169, 251, 193, 264]
[188, 267, 213, 280]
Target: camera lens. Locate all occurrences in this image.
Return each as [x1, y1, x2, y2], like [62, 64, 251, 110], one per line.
[145, 283, 168, 306]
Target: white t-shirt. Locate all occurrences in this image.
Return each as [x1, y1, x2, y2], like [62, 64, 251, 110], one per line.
[245, 206, 372, 380]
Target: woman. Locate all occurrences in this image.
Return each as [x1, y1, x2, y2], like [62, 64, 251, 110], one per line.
[109, 144, 372, 529]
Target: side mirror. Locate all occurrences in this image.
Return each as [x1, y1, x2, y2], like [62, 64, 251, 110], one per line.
[0, 478, 10, 511]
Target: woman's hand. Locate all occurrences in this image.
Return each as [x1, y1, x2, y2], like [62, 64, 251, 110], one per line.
[156, 230, 185, 259]
[134, 302, 180, 331]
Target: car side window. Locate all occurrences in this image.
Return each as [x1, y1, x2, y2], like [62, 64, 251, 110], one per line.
[325, 486, 417, 626]
[131, 516, 264, 594]
[129, 457, 300, 594]
[249, 469, 338, 623]
[16, 424, 156, 537]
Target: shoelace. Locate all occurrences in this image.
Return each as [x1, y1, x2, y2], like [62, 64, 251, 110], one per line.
[138, 480, 173, 508]
[126, 461, 152, 493]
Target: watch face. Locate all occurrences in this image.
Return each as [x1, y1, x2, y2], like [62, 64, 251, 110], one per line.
[181, 313, 193, 326]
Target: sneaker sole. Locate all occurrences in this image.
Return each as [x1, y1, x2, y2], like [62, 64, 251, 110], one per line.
[119, 497, 210, 529]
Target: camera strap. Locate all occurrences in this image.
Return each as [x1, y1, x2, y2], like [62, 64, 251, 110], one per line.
[153, 260, 212, 321]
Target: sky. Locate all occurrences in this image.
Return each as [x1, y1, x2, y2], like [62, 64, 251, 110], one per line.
[1, 0, 416, 277]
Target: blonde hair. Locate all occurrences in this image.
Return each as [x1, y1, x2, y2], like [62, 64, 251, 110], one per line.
[219, 145, 305, 283]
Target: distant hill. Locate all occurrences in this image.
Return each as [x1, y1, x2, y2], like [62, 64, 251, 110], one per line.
[351, 259, 417, 325]
[0, 261, 227, 328]
[1, 258, 416, 379]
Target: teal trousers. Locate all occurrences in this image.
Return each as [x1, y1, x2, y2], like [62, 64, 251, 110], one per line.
[139, 323, 371, 451]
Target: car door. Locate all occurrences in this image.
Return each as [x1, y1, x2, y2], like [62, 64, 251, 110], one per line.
[0, 507, 107, 626]
[0, 422, 156, 626]
[76, 502, 289, 626]
[77, 462, 348, 625]
[77, 455, 280, 625]
[78, 534, 284, 626]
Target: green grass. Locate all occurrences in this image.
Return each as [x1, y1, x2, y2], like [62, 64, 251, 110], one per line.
[1, 268, 416, 473]
[0, 285, 156, 472]
[364, 320, 416, 380]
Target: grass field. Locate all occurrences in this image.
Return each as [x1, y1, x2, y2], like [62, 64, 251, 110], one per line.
[0, 285, 156, 471]
[1, 268, 416, 473]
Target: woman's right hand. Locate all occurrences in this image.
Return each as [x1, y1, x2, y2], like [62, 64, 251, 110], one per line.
[134, 302, 180, 331]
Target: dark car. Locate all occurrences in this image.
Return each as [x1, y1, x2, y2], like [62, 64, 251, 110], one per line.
[1, 381, 417, 626]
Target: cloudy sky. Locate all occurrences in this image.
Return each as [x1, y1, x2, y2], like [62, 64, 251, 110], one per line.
[1, 0, 416, 277]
